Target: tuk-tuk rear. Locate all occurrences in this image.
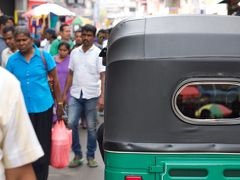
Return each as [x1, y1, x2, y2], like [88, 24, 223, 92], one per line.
[104, 15, 240, 180]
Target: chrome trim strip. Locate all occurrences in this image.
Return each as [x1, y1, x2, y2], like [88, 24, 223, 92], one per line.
[172, 78, 240, 125]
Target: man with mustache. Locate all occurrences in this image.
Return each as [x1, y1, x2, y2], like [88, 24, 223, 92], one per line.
[63, 24, 105, 168]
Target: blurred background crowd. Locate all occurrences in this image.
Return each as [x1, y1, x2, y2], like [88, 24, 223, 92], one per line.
[1, 0, 240, 38]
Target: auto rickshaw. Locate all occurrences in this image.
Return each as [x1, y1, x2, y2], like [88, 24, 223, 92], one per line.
[104, 15, 240, 180]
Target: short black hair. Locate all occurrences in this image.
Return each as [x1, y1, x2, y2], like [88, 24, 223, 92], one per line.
[3, 26, 15, 34]
[58, 41, 71, 51]
[45, 28, 56, 39]
[74, 29, 82, 34]
[59, 24, 69, 32]
[0, 15, 9, 26]
[7, 16, 14, 25]
[97, 29, 106, 36]
[82, 24, 96, 36]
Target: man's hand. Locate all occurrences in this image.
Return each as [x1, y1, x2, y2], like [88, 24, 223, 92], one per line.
[98, 96, 104, 112]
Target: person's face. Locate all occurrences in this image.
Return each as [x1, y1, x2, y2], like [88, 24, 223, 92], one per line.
[3, 31, 16, 50]
[97, 32, 104, 44]
[45, 32, 52, 41]
[15, 33, 33, 53]
[0, 24, 6, 34]
[58, 45, 69, 58]
[74, 32, 82, 45]
[6, 19, 14, 27]
[61, 26, 71, 41]
[104, 31, 110, 39]
[82, 30, 95, 47]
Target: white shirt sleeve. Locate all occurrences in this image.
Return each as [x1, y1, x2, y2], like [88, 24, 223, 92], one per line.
[69, 50, 75, 71]
[97, 56, 105, 73]
[1, 48, 8, 68]
[0, 72, 44, 169]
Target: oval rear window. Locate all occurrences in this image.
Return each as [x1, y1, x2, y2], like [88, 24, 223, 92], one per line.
[173, 79, 240, 125]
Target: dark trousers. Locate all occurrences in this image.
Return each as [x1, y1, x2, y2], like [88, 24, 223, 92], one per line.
[29, 106, 53, 180]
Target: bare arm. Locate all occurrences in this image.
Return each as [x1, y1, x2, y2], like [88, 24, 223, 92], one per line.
[48, 67, 64, 119]
[5, 163, 36, 180]
[63, 69, 73, 105]
[98, 72, 105, 111]
[48, 67, 62, 103]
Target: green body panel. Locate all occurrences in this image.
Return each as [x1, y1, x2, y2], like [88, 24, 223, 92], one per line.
[105, 152, 240, 180]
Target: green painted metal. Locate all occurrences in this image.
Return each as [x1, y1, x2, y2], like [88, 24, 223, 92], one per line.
[105, 152, 240, 180]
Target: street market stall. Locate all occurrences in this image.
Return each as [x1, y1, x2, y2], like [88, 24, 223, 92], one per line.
[22, 3, 75, 39]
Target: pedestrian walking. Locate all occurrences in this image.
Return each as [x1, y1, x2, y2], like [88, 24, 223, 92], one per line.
[0, 67, 44, 180]
[50, 24, 74, 56]
[41, 28, 57, 53]
[0, 15, 8, 64]
[94, 29, 106, 49]
[63, 24, 105, 168]
[72, 28, 87, 129]
[6, 27, 64, 180]
[1, 26, 17, 68]
[73, 29, 83, 49]
[53, 41, 71, 122]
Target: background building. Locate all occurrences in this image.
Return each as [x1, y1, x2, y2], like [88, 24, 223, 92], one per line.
[0, 0, 232, 28]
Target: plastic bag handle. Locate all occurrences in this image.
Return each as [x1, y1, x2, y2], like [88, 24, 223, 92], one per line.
[58, 119, 64, 128]
[52, 120, 65, 131]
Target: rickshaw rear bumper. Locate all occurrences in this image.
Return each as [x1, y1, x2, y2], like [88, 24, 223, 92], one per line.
[105, 151, 240, 180]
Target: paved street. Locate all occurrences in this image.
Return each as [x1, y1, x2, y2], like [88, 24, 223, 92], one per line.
[49, 115, 104, 180]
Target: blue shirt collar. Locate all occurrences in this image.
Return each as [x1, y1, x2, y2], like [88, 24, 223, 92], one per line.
[16, 45, 42, 62]
[17, 45, 41, 60]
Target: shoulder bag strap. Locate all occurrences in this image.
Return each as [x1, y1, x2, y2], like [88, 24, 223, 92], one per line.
[40, 49, 48, 71]
[40, 50, 55, 97]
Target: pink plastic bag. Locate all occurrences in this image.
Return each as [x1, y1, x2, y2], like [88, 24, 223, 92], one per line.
[50, 120, 72, 169]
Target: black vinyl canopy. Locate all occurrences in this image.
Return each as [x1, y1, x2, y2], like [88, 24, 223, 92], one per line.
[104, 15, 240, 153]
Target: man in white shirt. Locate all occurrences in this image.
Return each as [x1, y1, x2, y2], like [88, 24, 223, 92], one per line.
[63, 24, 105, 168]
[1, 26, 17, 68]
[0, 67, 44, 180]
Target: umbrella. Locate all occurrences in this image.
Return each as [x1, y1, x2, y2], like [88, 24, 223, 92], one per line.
[195, 104, 232, 118]
[73, 16, 93, 25]
[179, 86, 201, 100]
[65, 16, 93, 26]
[23, 3, 75, 17]
[72, 17, 83, 25]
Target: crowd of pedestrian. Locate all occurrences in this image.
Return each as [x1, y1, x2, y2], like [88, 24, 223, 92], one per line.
[0, 13, 111, 180]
